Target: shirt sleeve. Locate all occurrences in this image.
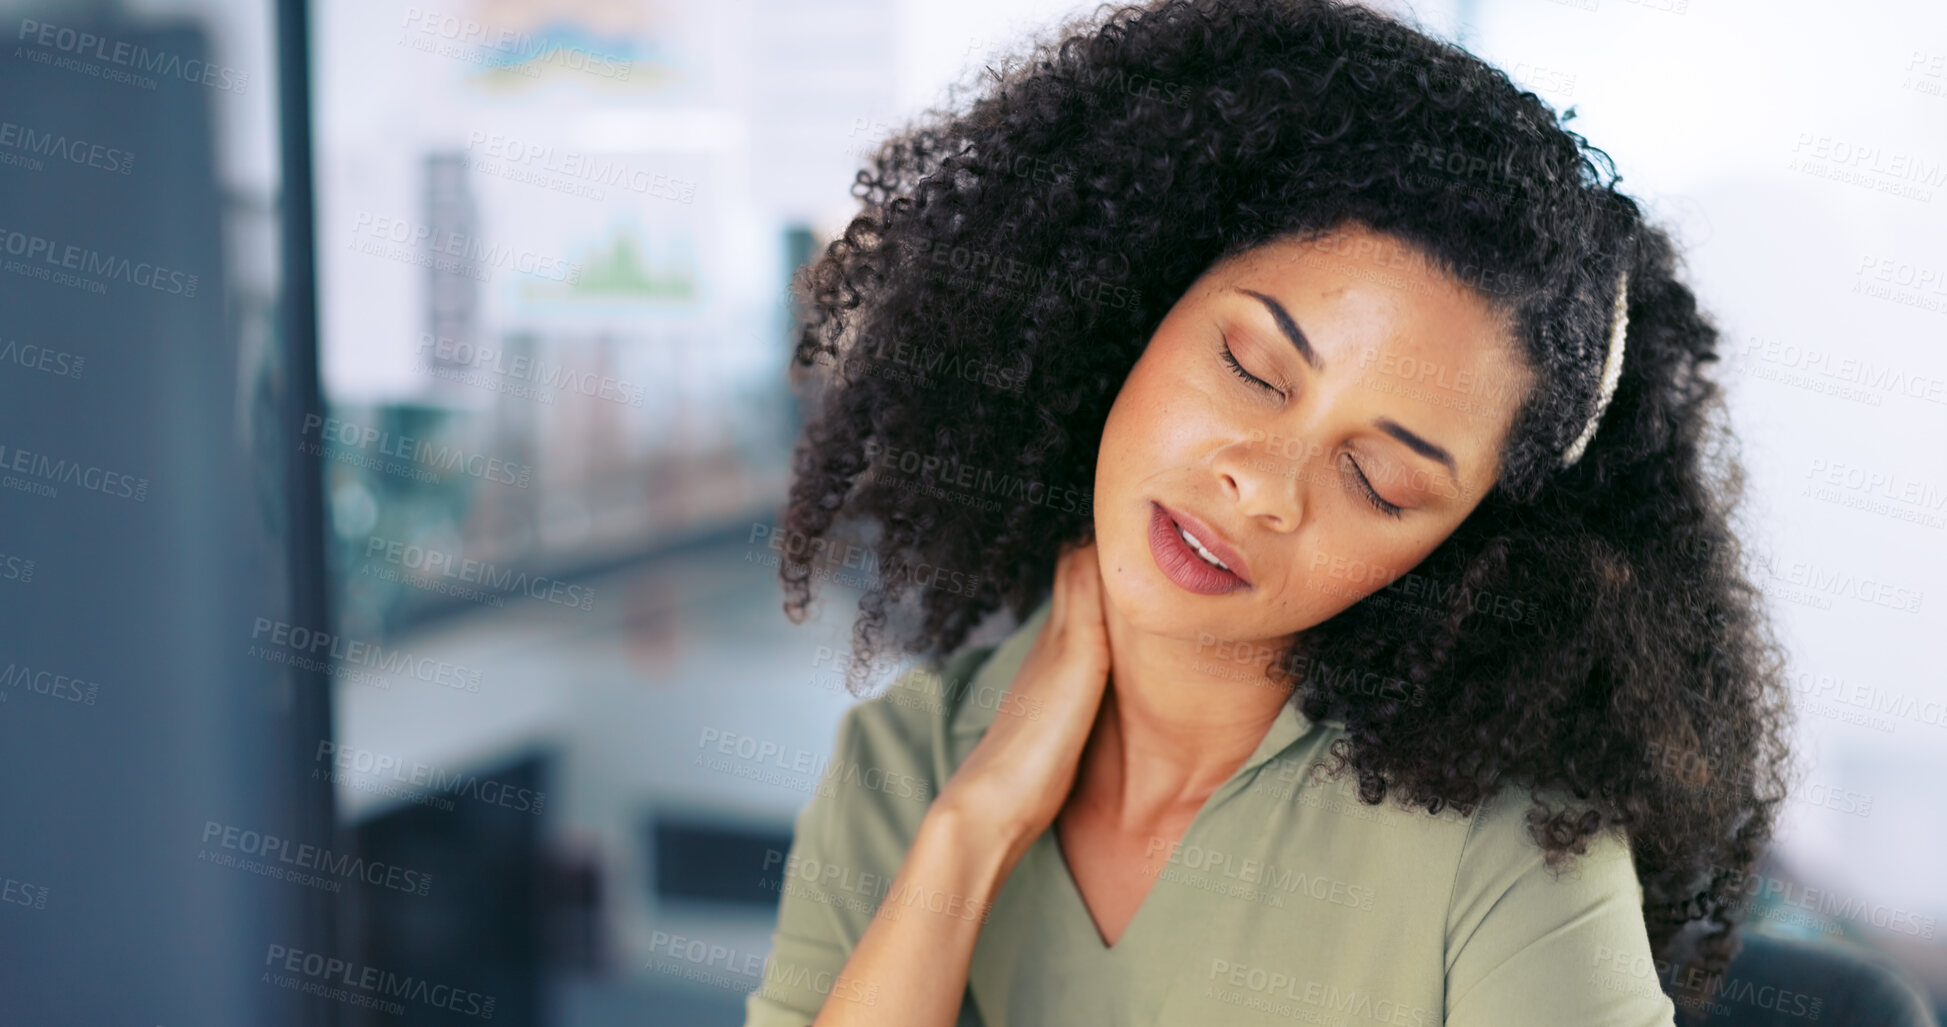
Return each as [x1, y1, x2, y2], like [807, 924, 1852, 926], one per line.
[1443, 788, 1678, 1027]
[743, 698, 885, 1026]
[743, 655, 976, 1027]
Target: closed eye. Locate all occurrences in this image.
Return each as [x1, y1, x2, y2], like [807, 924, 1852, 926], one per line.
[1344, 455, 1404, 519]
[1220, 336, 1284, 398]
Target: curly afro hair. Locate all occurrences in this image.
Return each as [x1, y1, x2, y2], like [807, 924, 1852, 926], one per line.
[774, 0, 1794, 1010]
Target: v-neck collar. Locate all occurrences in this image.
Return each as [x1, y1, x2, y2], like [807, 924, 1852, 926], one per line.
[1039, 669, 1315, 957]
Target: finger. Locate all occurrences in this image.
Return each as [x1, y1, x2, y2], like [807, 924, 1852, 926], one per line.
[1073, 540, 1101, 599]
[1049, 543, 1081, 627]
[1059, 541, 1100, 623]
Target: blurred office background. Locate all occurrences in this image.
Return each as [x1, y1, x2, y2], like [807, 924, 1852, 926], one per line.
[0, 0, 1943, 1023]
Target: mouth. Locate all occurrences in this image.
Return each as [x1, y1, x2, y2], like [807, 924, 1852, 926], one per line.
[1148, 501, 1251, 595]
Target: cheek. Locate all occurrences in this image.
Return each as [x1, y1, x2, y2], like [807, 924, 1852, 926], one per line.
[1276, 524, 1445, 619]
[1102, 360, 1209, 466]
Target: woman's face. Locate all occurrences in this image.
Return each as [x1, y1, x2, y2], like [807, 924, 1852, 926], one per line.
[1093, 224, 1536, 650]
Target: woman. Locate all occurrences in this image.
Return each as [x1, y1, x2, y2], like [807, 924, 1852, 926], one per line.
[750, 0, 1792, 1024]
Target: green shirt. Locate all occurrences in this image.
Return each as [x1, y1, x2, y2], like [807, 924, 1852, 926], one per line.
[745, 595, 1678, 1027]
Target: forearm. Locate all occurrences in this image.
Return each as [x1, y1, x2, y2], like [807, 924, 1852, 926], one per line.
[811, 805, 1030, 1027]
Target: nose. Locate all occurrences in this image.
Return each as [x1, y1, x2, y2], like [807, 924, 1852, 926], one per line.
[1217, 436, 1307, 532]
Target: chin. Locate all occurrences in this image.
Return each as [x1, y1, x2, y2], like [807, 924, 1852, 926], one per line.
[1099, 536, 1222, 640]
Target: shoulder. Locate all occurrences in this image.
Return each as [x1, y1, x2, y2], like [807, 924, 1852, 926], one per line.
[805, 602, 1046, 846]
[1442, 782, 1674, 1023]
[1454, 780, 1639, 896]
[832, 641, 1001, 790]
[1446, 778, 1649, 965]
[842, 594, 1053, 777]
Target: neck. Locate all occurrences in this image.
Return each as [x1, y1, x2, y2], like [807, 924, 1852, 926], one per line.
[1071, 596, 1295, 832]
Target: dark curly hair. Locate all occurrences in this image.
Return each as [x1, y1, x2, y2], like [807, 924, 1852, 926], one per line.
[773, 0, 1794, 1013]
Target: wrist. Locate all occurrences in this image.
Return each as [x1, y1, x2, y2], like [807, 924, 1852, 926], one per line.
[920, 801, 1037, 889]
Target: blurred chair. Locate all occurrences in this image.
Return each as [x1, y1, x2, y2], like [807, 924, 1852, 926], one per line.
[1674, 929, 1938, 1026]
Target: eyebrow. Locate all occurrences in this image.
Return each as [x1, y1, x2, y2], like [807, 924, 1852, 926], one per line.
[1375, 418, 1458, 476]
[1235, 288, 1322, 371]
[1230, 285, 1459, 481]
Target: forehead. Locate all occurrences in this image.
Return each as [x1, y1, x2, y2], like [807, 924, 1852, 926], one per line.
[1212, 228, 1517, 360]
[1198, 226, 1535, 461]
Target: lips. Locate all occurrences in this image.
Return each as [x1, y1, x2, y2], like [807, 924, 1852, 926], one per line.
[1161, 504, 1252, 584]
[1148, 501, 1251, 595]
